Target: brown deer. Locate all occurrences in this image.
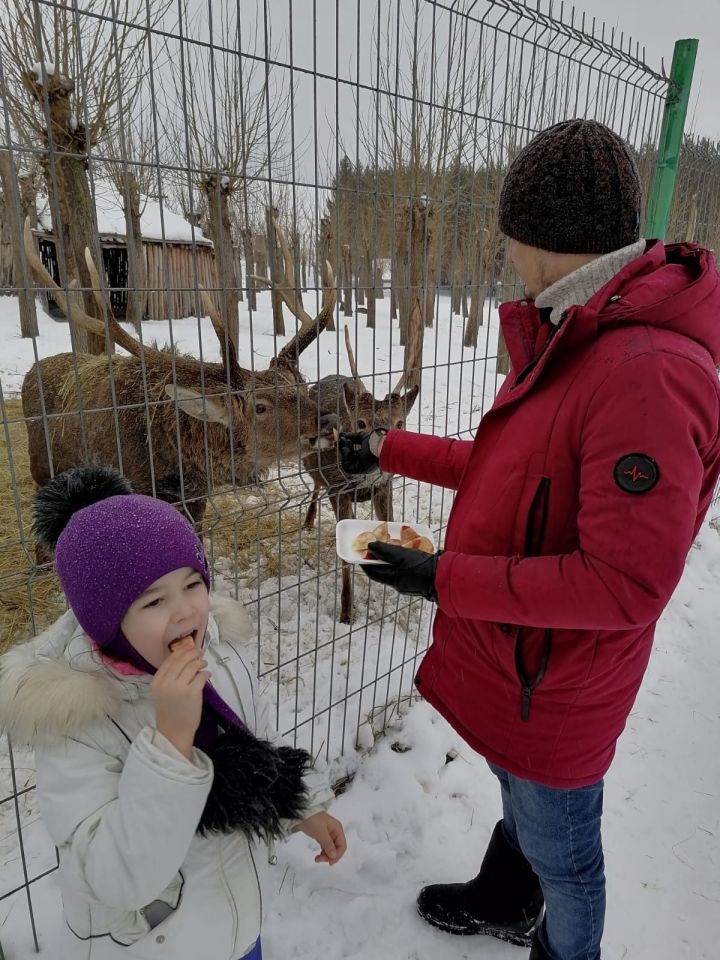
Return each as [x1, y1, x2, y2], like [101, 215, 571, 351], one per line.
[302, 314, 422, 623]
[21, 220, 339, 527]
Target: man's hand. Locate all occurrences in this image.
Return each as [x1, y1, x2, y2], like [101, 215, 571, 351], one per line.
[150, 637, 209, 759]
[338, 429, 387, 475]
[362, 541, 440, 602]
[293, 811, 347, 865]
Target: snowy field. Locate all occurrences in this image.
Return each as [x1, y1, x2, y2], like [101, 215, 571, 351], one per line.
[1, 290, 719, 959]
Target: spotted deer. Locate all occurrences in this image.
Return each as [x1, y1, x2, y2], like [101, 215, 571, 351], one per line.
[302, 315, 422, 622]
[21, 219, 338, 528]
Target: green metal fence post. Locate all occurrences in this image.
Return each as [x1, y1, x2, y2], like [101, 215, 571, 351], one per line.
[644, 38, 698, 239]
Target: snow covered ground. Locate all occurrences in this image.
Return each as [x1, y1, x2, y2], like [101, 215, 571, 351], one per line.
[1, 290, 719, 959]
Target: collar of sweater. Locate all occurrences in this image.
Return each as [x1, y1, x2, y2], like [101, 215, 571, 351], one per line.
[534, 238, 647, 325]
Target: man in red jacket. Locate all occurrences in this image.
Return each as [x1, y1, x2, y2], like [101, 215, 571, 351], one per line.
[339, 120, 720, 960]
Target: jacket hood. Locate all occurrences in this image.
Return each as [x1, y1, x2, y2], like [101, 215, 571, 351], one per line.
[500, 241, 720, 374]
[0, 594, 252, 747]
[592, 240, 720, 363]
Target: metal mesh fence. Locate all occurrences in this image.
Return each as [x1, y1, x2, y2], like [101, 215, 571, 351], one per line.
[0, 0, 682, 952]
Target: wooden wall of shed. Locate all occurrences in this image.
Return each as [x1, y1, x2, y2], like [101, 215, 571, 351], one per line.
[144, 243, 219, 321]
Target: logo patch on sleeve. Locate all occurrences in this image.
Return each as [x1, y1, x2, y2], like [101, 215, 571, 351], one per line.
[614, 454, 659, 494]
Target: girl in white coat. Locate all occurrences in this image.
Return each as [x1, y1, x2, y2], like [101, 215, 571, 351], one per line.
[0, 466, 346, 960]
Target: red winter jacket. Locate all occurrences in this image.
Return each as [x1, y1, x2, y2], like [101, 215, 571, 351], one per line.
[381, 241, 720, 788]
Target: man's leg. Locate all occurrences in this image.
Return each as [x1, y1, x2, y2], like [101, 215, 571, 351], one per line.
[506, 773, 605, 960]
[489, 761, 519, 845]
[416, 763, 543, 944]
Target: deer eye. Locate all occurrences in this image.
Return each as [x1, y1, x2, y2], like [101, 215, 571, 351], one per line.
[356, 418, 367, 430]
[255, 403, 268, 414]
[395, 420, 404, 430]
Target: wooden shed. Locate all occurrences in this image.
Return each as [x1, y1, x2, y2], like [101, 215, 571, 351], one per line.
[31, 189, 220, 322]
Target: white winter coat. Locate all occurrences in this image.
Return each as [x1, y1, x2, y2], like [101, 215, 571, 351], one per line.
[0, 594, 332, 960]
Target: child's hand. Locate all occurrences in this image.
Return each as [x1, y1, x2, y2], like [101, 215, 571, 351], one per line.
[293, 811, 347, 865]
[150, 637, 209, 759]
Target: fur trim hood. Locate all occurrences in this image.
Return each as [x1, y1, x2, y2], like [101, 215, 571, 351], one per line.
[0, 594, 252, 747]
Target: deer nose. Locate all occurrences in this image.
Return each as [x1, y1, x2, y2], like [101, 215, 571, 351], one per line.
[318, 412, 339, 434]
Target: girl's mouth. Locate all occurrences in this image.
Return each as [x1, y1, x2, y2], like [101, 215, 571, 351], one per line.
[168, 629, 198, 652]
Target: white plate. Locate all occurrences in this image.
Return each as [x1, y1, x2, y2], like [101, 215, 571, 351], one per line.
[335, 518, 437, 564]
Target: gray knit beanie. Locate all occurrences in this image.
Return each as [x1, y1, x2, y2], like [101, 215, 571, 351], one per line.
[498, 119, 641, 254]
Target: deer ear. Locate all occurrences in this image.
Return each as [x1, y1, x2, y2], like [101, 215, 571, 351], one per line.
[164, 385, 231, 426]
[341, 380, 356, 416]
[402, 384, 420, 409]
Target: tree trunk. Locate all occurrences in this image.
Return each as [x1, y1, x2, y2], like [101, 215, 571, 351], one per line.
[301, 252, 307, 292]
[424, 275, 435, 328]
[265, 207, 285, 336]
[292, 229, 303, 311]
[0, 150, 38, 337]
[236, 246, 244, 302]
[366, 257, 376, 328]
[356, 252, 366, 306]
[461, 285, 469, 319]
[66, 278, 90, 353]
[28, 72, 108, 353]
[451, 274, 462, 315]
[464, 282, 487, 348]
[254, 233, 268, 280]
[202, 175, 239, 349]
[56, 156, 107, 352]
[121, 173, 147, 331]
[395, 199, 431, 359]
[341, 244, 352, 316]
[375, 262, 385, 298]
[241, 228, 256, 311]
[390, 248, 399, 321]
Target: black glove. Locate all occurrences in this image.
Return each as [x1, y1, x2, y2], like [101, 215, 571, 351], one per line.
[338, 429, 387, 475]
[362, 541, 440, 602]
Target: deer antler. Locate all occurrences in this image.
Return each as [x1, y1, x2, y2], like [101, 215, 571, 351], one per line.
[393, 299, 423, 393]
[273, 256, 335, 373]
[344, 325, 368, 393]
[82, 246, 151, 357]
[198, 288, 242, 378]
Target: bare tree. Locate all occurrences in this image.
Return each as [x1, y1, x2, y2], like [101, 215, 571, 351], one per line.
[347, 5, 491, 343]
[163, 0, 293, 348]
[103, 98, 159, 330]
[0, 0, 171, 352]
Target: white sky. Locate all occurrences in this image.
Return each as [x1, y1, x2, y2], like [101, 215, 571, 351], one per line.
[546, 0, 719, 140]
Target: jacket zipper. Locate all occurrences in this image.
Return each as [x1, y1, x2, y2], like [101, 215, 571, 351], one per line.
[509, 310, 561, 391]
[515, 477, 553, 722]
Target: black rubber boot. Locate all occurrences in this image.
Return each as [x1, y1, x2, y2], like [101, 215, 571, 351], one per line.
[529, 932, 552, 959]
[416, 820, 544, 947]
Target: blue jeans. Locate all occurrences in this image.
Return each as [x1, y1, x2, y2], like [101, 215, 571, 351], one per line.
[488, 764, 605, 960]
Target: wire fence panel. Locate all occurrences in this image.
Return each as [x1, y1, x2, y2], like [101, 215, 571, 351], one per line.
[0, 0, 700, 952]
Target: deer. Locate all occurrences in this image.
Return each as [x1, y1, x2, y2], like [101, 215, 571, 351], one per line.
[20, 219, 339, 531]
[301, 311, 422, 623]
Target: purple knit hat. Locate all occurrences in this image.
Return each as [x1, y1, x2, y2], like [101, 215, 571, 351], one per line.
[59, 494, 210, 648]
[33, 466, 209, 649]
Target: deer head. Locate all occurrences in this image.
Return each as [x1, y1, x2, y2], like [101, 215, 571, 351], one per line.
[339, 318, 420, 433]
